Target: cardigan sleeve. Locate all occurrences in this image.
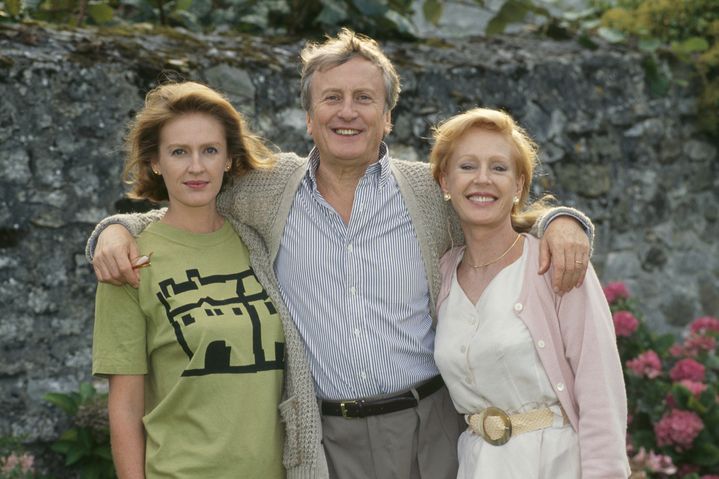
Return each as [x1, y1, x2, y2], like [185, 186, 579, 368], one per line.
[84, 208, 166, 262]
[534, 206, 595, 257]
[556, 263, 630, 478]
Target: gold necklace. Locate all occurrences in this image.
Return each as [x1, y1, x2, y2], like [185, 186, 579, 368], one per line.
[465, 234, 522, 269]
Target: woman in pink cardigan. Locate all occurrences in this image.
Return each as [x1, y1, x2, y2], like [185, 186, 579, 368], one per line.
[429, 108, 630, 478]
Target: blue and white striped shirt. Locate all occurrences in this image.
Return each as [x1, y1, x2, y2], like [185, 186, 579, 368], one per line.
[274, 144, 440, 400]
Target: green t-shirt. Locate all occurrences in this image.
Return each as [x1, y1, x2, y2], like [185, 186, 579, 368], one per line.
[93, 221, 285, 479]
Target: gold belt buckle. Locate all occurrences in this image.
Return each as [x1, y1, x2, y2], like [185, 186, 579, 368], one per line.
[476, 406, 512, 446]
[340, 400, 357, 418]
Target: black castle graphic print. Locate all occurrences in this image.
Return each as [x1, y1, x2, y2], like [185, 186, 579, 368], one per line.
[155, 268, 284, 376]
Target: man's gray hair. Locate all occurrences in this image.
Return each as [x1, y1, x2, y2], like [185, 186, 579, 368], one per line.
[299, 28, 401, 113]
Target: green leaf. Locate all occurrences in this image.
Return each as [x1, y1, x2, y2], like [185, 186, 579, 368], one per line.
[93, 444, 113, 460]
[485, 0, 546, 36]
[706, 354, 719, 369]
[175, 0, 192, 11]
[597, 27, 625, 44]
[80, 462, 102, 479]
[5, 0, 23, 16]
[78, 427, 94, 450]
[45, 392, 80, 415]
[672, 36, 710, 55]
[654, 334, 677, 355]
[384, 9, 416, 36]
[87, 2, 114, 24]
[638, 37, 661, 53]
[51, 440, 76, 454]
[59, 428, 80, 441]
[686, 441, 719, 466]
[351, 0, 387, 17]
[79, 382, 96, 401]
[316, 0, 347, 25]
[422, 0, 441, 25]
[642, 56, 671, 98]
[65, 446, 86, 466]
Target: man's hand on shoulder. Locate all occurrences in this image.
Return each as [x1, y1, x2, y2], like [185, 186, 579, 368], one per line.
[93, 224, 141, 288]
[538, 216, 590, 294]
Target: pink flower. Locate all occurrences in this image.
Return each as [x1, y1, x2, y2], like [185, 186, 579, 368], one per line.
[701, 475, 719, 479]
[681, 335, 717, 357]
[613, 310, 639, 337]
[1, 455, 17, 474]
[669, 358, 705, 382]
[603, 281, 630, 304]
[669, 343, 684, 357]
[654, 409, 704, 450]
[630, 447, 677, 475]
[690, 316, 719, 335]
[1, 452, 34, 473]
[626, 350, 662, 378]
[678, 379, 708, 397]
[19, 453, 33, 472]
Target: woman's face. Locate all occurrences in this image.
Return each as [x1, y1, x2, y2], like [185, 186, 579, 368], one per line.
[440, 127, 524, 229]
[151, 112, 230, 214]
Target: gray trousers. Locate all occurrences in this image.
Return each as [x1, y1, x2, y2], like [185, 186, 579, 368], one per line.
[320, 385, 464, 479]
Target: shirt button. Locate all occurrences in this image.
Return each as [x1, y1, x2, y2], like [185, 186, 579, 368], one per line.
[360, 371, 367, 380]
[350, 286, 356, 296]
[347, 244, 353, 252]
[537, 340, 545, 348]
[353, 328, 360, 337]
[514, 302, 523, 312]
[556, 382, 565, 392]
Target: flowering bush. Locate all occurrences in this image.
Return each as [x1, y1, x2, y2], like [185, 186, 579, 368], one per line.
[0, 439, 43, 479]
[0, 453, 36, 479]
[603, 282, 719, 478]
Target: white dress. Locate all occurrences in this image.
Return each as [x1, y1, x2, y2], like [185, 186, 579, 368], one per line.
[434, 242, 581, 479]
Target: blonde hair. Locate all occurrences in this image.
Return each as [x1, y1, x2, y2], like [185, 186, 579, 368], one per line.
[123, 81, 274, 202]
[429, 108, 554, 232]
[299, 28, 400, 113]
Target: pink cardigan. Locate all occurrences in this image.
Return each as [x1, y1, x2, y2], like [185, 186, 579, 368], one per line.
[438, 235, 630, 478]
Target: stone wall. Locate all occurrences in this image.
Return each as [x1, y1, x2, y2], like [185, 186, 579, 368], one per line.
[0, 23, 717, 458]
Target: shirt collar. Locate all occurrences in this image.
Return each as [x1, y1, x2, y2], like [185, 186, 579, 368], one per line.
[305, 142, 392, 191]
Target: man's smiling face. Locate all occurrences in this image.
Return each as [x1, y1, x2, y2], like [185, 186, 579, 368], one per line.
[306, 56, 392, 169]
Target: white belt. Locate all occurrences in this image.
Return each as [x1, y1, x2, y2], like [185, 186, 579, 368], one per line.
[465, 405, 568, 446]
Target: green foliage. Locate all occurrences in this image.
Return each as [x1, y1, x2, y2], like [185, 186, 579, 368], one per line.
[486, 0, 547, 36]
[421, 0, 441, 25]
[44, 383, 115, 479]
[593, 0, 719, 135]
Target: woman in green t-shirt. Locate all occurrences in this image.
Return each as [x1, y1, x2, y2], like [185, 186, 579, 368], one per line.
[93, 82, 286, 478]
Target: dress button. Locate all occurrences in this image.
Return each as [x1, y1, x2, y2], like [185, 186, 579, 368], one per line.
[465, 376, 473, 384]
[556, 382, 565, 392]
[514, 302, 523, 312]
[537, 340, 545, 348]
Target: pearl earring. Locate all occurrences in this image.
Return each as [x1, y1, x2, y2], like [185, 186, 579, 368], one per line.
[443, 192, 451, 201]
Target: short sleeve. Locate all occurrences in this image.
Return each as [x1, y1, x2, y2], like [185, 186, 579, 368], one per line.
[92, 283, 148, 376]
